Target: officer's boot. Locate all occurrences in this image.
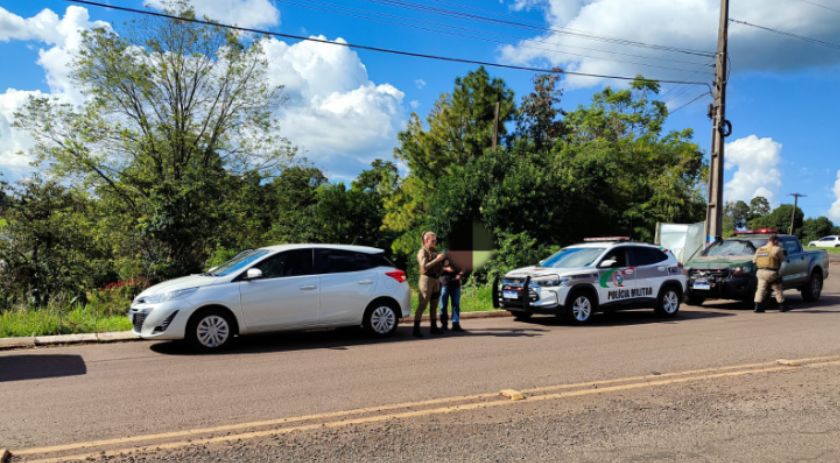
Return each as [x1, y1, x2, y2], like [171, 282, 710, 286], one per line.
[754, 303, 765, 313]
[440, 311, 449, 331]
[430, 317, 442, 335]
[452, 322, 464, 332]
[779, 302, 792, 312]
[413, 321, 423, 338]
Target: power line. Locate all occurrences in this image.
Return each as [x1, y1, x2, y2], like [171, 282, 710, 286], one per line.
[669, 91, 711, 115]
[363, 0, 717, 58]
[64, 0, 712, 87]
[729, 18, 840, 51]
[280, 0, 713, 75]
[794, 0, 840, 15]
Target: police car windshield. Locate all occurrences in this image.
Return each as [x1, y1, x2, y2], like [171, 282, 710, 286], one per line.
[541, 247, 606, 268]
[703, 239, 768, 257]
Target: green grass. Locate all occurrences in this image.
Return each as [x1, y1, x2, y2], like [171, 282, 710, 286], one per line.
[409, 284, 496, 314]
[0, 306, 132, 338]
[805, 246, 840, 255]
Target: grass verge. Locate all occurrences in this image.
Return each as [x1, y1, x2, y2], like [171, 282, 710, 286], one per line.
[0, 307, 131, 338]
[409, 284, 496, 314]
[805, 246, 840, 255]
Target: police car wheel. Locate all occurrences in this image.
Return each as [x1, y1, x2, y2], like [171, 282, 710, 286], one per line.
[566, 292, 594, 324]
[655, 287, 681, 317]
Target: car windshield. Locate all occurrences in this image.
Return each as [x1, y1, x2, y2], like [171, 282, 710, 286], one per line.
[702, 239, 768, 257]
[208, 249, 270, 277]
[541, 247, 606, 268]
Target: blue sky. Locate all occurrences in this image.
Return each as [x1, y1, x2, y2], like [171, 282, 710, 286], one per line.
[1, 0, 839, 222]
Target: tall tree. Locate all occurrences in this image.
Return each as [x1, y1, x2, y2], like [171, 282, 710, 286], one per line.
[14, 1, 294, 280]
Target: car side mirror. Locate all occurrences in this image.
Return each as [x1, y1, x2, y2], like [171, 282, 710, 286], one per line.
[207, 266, 218, 274]
[599, 259, 617, 269]
[244, 268, 263, 280]
[538, 260, 546, 267]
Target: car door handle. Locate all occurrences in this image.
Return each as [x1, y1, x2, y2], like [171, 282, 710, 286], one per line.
[299, 285, 317, 290]
[357, 280, 374, 285]
[656, 266, 666, 272]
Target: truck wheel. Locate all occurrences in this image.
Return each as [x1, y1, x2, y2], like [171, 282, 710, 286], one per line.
[510, 311, 532, 321]
[566, 291, 595, 325]
[686, 294, 705, 306]
[801, 271, 823, 302]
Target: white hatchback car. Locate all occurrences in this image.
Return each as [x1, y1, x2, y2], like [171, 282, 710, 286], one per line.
[129, 244, 410, 351]
[808, 235, 840, 248]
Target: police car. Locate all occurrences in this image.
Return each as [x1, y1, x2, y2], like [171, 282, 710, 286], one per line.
[492, 238, 687, 324]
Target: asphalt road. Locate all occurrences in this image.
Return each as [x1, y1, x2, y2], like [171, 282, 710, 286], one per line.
[3, 267, 840, 461]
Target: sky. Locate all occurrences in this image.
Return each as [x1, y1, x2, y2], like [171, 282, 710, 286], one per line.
[1, 0, 839, 223]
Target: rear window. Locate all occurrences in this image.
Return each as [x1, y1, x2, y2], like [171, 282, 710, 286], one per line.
[315, 249, 389, 273]
[629, 247, 669, 266]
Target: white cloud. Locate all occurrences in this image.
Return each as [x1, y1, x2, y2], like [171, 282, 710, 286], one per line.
[724, 135, 782, 204]
[829, 170, 840, 222]
[0, 88, 48, 180]
[145, 0, 280, 29]
[414, 79, 426, 89]
[261, 37, 405, 178]
[0, 6, 107, 180]
[501, 0, 840, 89]
[410, 100, 420, 110]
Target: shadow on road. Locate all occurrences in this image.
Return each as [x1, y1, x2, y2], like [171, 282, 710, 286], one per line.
[0, 354, 87, 382]
[514, 308, 734, 327]
[150, 324, 548, 356]
[702, 294, 840, 312]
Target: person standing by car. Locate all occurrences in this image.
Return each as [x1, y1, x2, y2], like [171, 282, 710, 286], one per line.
[753, 234, 791, 313]
[439, 257, 465, 331]
[415, 231, 446, 337]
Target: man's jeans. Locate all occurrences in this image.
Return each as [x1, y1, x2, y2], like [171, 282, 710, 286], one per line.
[439, 285, 461, 323]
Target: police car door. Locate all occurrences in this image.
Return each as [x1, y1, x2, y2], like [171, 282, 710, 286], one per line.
[595, 247, 638, 306]
[627, 246, 670, 304]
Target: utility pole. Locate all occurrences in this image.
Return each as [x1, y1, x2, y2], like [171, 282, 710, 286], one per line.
[789, 193, 806, 234]
[491, 98, 501, 149]
[705, 0, 731, 243]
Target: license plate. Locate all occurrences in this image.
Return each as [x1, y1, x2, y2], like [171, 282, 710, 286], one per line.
[692, 281, 711, 290]
[503, 290, 519, 299]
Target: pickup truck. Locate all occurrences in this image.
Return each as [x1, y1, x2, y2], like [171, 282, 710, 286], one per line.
[684, 232, 829, 305]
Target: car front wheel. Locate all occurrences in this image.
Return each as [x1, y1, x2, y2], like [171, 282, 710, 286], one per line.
[566, 292, 595, 324]
[364, 302, 399, 337]
[187, 309, 234, 351]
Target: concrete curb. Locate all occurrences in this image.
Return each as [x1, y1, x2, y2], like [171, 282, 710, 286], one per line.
[0, 331, 140, 351]
[400, 309, 511, 323]
[0, 311, 511, 351]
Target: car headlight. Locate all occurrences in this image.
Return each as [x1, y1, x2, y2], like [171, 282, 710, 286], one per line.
[532, 276, 570, 287]
[732, 265, 753, 275]
[141, 287, 199, 304]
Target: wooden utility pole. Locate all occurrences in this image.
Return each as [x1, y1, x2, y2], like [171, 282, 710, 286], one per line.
[789, 193, 806, 234]
[705, 0, 730, 243]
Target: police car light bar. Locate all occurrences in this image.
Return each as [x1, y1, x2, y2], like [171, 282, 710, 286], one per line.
[583, 236, 631, 242]
[734, 228, 778, 235]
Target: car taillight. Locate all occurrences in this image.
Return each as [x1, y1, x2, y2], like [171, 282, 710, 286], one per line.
[386, 270, 407, 283]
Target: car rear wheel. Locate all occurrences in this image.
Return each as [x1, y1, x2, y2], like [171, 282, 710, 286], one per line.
[801, 271, 823, 302]
[364, 301, 399, 337]
[566, 292, 595, 324]
[187, 309, 234, 352]
[655, 287, 681, 317]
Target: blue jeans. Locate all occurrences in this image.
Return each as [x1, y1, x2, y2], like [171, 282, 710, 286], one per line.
[439, 285, 461, 323]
